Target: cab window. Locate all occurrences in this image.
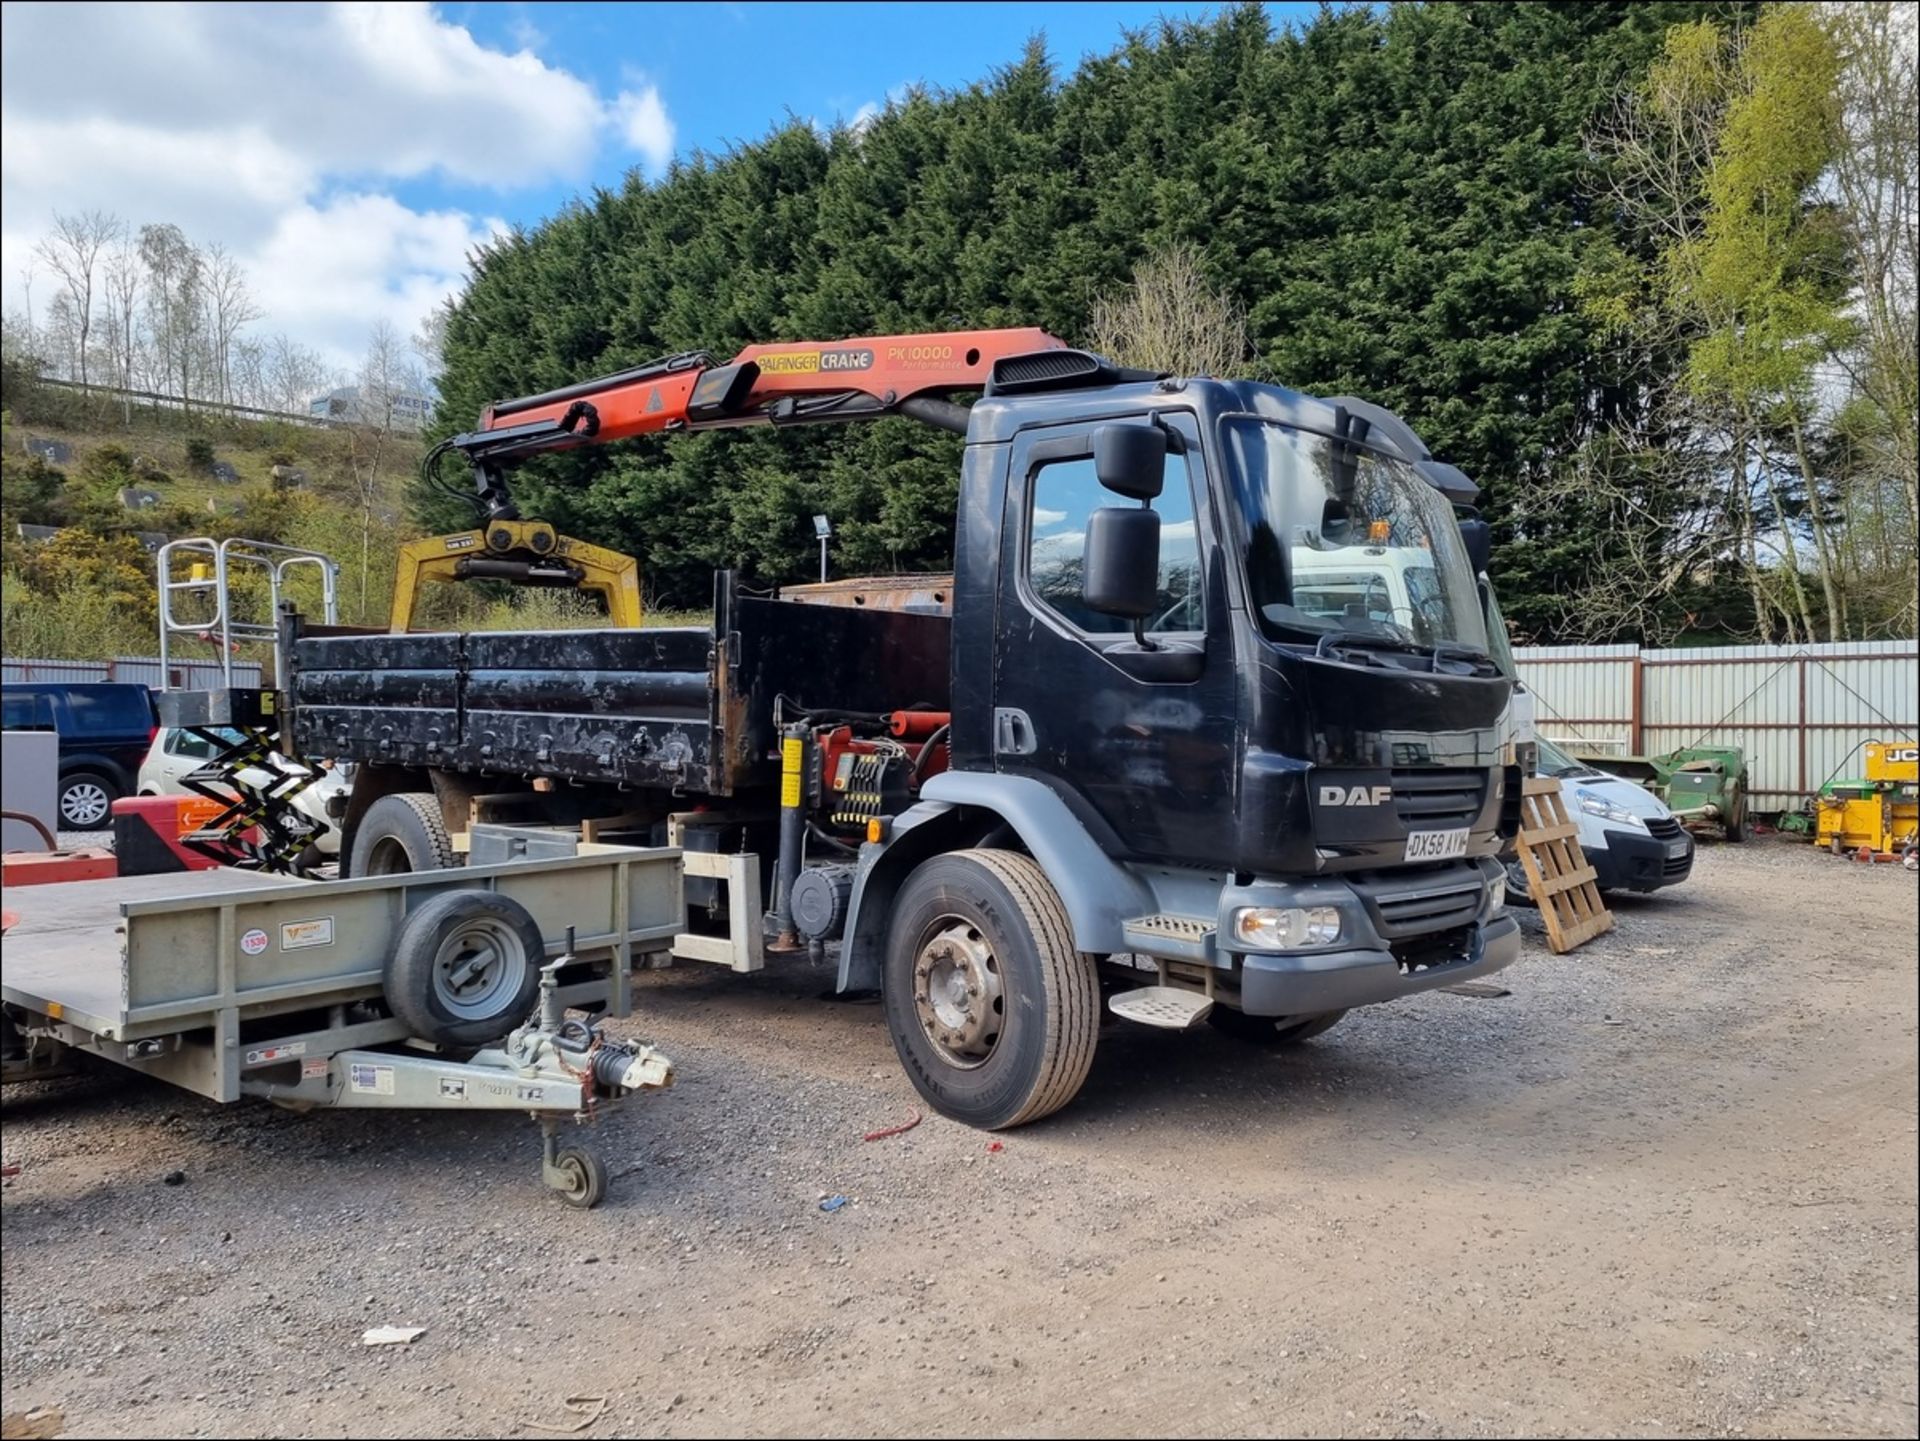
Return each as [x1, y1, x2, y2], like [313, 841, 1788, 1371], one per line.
[1026, 450, 1202, 634]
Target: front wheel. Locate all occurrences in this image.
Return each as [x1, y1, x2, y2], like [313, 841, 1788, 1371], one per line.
[882, 849, 1099, 1130]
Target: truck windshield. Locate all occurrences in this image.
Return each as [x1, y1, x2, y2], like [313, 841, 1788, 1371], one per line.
[1221, 418, 1489, 653]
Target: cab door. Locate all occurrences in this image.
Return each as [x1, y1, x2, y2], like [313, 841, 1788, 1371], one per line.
[988, 412, 1237, 863]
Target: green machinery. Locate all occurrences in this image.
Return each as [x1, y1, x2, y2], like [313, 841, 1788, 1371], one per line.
[1565, 744, 1749, 841]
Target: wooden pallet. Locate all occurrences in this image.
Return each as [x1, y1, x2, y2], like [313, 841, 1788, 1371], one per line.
[1515, 776, 1614, 954]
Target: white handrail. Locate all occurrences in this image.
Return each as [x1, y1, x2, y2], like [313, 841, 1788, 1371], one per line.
[157, 537, 340, 691]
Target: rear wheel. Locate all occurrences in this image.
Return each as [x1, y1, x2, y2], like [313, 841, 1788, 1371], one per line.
[58, 770, 117, 829]
[1723, 797, 1747, 843]
[882, 849, 1098, 1130]
[1208, 1007, 1348, 1046]
[348, 792, 458, 877]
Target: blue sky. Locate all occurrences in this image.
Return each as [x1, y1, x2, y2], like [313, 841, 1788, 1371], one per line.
[1, 2, 1314, 373]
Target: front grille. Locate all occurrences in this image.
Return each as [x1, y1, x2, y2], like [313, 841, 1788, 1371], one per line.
[1392, 768, 1490, 830]
[1643, 814, 1693, 878]
[1350, 863, 1485, 939]
[1644, 815, 1683, 840]
[1391, 924, 1476, 975]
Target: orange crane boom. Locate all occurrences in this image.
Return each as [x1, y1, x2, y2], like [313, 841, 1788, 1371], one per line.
[465, 327, 1067, 475]
[396, 328, 1071, 632]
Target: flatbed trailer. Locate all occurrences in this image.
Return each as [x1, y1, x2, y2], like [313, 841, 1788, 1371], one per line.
[1, 845, 684, 1206]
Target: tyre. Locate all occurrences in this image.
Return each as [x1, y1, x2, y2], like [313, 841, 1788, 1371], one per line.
[348, 792, 458, 877]
[547, 1146, 608, 1209]
[384, 890, 545, 1047]
[58, 770, 118, 830]
[1503, 857, 1539, 907]
[881, 849, 1099, 1130]
[1208, 1007, 1348, 1046]
[1724, 798, 1746, 843]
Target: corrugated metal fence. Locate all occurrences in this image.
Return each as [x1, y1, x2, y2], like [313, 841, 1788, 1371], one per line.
[1513, 639, 1918, 810]
[2, 655, 263, 690]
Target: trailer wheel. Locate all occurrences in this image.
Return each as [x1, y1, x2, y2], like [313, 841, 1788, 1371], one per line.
[350, 793, 459, 877]
[882, 849, 1098, 1130]
[547, 1146, 608, 1209]
[385, 890, 545, 1047]
[1724, 797, 1747, 843]
[1208, 1007, 1348, 1046]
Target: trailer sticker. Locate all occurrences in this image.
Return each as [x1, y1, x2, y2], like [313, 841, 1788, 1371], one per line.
[280, 916, 335, 951]
[244, 1041, 308, 1066]
[349, 1063, 395, 1096]
[440, 1078, 467, 1100]
[239, 928, 271, 956]
[301, 1058, 329, 1079]
[517, 1084, 545, 1103]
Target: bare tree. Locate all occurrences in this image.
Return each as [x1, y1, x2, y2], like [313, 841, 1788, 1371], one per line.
[202, 244, 261, 408]
[412, 304, 449, 379]
[344, 322, 424, 618]
[1089, 244, 1253, 378]
[230, 335, 268, 410]
[264, 332, 329, 416]
[139, 223, 201, 406]
[34, 210, 119, 391]
[102, 236, 143, 424]
[1827, 0, 1919, 631]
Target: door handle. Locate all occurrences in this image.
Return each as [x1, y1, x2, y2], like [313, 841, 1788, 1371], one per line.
[994, 707, 1037, 756]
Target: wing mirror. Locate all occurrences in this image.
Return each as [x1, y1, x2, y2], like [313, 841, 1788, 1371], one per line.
[1458, 516, 1493, 576]
[1093, 423, 1165, 500]
[1083, 424, 1167, 644]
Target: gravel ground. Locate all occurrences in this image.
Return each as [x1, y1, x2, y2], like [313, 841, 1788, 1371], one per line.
[3, 839, 1915, 1439]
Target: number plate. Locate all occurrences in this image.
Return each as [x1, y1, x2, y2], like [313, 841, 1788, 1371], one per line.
[1404, 827, 1469, 862]
[1666, 839, 1690, 859]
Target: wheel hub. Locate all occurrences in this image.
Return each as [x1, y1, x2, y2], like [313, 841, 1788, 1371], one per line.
[912, 921, 1003, 1067]
[64, 782, 110, 827]
[431, 918, 525, 1020]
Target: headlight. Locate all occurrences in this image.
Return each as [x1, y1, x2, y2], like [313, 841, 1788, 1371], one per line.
[1488, 875, 1508, 914]
[1232, 906, 1342, 950]
[1574, 788, 1648, 830]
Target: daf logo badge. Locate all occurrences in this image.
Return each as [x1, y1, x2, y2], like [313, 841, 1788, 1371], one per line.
[1320, 784, 1394, 807]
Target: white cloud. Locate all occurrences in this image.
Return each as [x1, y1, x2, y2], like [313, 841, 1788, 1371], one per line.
[613, 86, 676, 178]
[0, 1, 677, 373]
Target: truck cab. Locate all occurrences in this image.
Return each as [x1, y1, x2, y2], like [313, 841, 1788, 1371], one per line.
[859, 372, 1522, 1065]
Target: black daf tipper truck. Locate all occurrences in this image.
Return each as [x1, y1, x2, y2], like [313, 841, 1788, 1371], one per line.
[248, 333, 1525, 1129]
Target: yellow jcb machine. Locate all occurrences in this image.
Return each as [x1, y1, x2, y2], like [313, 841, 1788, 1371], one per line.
[388, 519, 642, 632]
[1814, 741, 1918, 857]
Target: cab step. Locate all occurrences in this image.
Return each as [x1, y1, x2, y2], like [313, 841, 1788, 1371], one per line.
[1121, 913, 1217, 963]
[1107, 985, 1214, 1031]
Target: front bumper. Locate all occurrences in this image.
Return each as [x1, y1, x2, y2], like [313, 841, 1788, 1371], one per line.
[1236, 912, 1521, 1017]
[1586, 829, 1693, 893]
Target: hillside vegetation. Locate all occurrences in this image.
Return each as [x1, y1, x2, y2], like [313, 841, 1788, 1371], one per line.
[0, 368, 699, 660]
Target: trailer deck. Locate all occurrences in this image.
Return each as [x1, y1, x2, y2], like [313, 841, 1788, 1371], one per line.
[2, 846, 689, 1205]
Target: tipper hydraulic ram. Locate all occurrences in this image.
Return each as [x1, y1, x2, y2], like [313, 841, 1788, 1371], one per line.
[168, 327, 1531, 1132]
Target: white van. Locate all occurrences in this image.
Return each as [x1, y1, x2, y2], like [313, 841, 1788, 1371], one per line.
[1521, 736, 1695, 895]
